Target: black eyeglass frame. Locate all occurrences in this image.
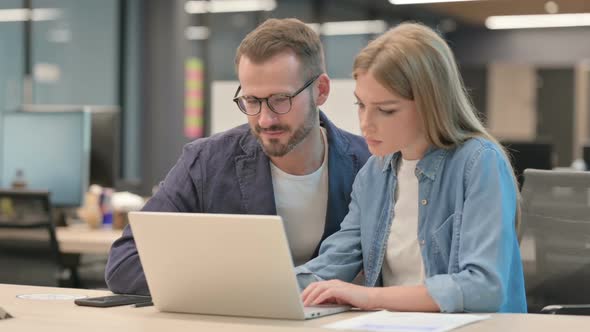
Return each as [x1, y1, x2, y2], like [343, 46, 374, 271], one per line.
[232, 74, 321, 116]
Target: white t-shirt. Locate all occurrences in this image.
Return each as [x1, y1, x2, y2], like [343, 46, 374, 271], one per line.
[382, 158, 426, 287]
[271, 128, 329, 266]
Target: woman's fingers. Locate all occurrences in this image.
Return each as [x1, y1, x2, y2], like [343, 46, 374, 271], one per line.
[301, 281, 318, 301]
[302, 280, 347, 306]
[312, 287, 340, 306]
[303, 282, 329, 306]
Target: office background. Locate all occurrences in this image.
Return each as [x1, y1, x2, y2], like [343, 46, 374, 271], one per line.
[1, 0, 590, 195]
[1, 0, 590, 313]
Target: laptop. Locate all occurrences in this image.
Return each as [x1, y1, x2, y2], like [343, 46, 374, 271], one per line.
[129, 211, 350, 320]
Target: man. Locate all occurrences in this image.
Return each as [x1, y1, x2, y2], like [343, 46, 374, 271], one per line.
[105, 18, 370, 295]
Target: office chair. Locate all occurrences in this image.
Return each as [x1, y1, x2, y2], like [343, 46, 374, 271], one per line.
[521, 169, 590, 315]
[502, 141, 553, 190]
[0, 189, 79, 287]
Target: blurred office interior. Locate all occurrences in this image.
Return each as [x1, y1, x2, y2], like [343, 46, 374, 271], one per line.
[0, 0, 590, 312]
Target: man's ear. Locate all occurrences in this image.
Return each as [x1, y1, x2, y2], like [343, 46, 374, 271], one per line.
[314, 73, 330, 106]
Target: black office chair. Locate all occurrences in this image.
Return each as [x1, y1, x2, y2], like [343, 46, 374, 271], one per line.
[0, 189, 79, 287]
[502, 141, 553, 190]
[521, 169, 590, 315]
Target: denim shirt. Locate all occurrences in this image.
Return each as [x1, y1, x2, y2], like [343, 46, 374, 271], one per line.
[295, 137, 527, 313]
[105, 111, 370, 295]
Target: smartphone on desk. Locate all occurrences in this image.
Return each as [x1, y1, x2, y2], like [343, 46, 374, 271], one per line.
[75, 294, 152, 308]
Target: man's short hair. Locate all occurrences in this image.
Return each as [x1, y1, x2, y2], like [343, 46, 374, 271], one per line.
[235, 18, 325, 79]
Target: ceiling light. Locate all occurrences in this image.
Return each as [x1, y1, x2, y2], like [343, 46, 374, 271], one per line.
[0, 8, 28, 21]
[185, 1, 207, 13]
[320, 20, 387, 36]
[306, 23, 320, 34]
[544, 1, 559, 14]
[185, 0, 276, 14]
[486, 13, 590, 30]
[389, 0, 481, 5]
[31, 8, 60, 21]
[0, 8, 60, 22]
[185, 26, 210, 40]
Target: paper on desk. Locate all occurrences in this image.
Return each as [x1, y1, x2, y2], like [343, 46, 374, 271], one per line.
[324, 310, 489, 332]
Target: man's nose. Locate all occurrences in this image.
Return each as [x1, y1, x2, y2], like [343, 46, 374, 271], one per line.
[258, 100, 278, 128]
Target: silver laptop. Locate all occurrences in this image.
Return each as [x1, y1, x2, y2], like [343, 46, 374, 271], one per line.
[129, 211, 350, 320]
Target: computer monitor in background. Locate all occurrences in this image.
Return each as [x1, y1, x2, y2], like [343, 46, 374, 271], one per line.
[88, 108, 120, 188]
[583, 145, 590, 171]
[0, 111, 91, 207]
[501, 141, 553, 190]
[21, 105, 120, 189]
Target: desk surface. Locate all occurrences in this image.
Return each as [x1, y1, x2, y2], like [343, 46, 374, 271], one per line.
[56, 223, 122, 254]
[0, 224, 121, 255]
[1, 284, 589, 332]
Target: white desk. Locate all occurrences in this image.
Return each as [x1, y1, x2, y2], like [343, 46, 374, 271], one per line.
[1, 284, 589, 332]
[55, 224, 122, 254]
[0, 224, 122, 255]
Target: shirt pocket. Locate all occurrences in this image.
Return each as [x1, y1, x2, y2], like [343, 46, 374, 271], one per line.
[430, 213, 462, 273]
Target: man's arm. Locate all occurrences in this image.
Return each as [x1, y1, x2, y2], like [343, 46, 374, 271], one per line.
[105, 145, 201, 295]
[104, 224, 149, 295]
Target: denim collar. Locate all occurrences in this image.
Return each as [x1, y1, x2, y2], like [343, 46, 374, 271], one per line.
[381, 145, 449, 181]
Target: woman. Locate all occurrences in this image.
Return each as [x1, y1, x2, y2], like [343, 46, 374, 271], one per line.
[295, 23, 527, 313]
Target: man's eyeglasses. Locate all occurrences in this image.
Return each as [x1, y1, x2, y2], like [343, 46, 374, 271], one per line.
[233, 74, 320, 116]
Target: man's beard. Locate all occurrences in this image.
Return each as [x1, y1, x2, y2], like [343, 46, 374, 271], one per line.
[253, 100, 318, 157]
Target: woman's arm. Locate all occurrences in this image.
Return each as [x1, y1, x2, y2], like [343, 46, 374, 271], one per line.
[302, 280, 439, 311]
[424, 146, 522, 312]
[295, 165, 368, 289]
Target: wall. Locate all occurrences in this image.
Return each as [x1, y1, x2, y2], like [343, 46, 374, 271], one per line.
[320, 0, 372, 79]
[0, 0, 142, 189]
[0, 0, 25, 185]
[460, 66, 487, 121]
[536, 68, 574, 167]
[31, 0, 119, 105]
[449, 26, 590, 67]
[449, 27, 590, 167]
[486, 63, 536, 141]
[0, 1, 24, 113]
[574, 62, 590, 160]
[122, 0, 142, 181]
[140, 0, 192, 194]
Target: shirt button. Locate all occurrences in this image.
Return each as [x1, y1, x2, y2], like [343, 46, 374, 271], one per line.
[420, 239, 425, 246]
[421, 199, 428, 205]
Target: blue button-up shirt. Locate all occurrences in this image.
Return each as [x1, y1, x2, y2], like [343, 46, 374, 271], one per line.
[296, 137, 527, 313]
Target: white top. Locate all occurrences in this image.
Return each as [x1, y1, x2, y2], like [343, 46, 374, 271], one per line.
[271, 128, 329, 266]
[382, 158, 425, 286]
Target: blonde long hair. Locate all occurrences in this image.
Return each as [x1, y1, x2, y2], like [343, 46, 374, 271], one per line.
[353, 22, 521, 233]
